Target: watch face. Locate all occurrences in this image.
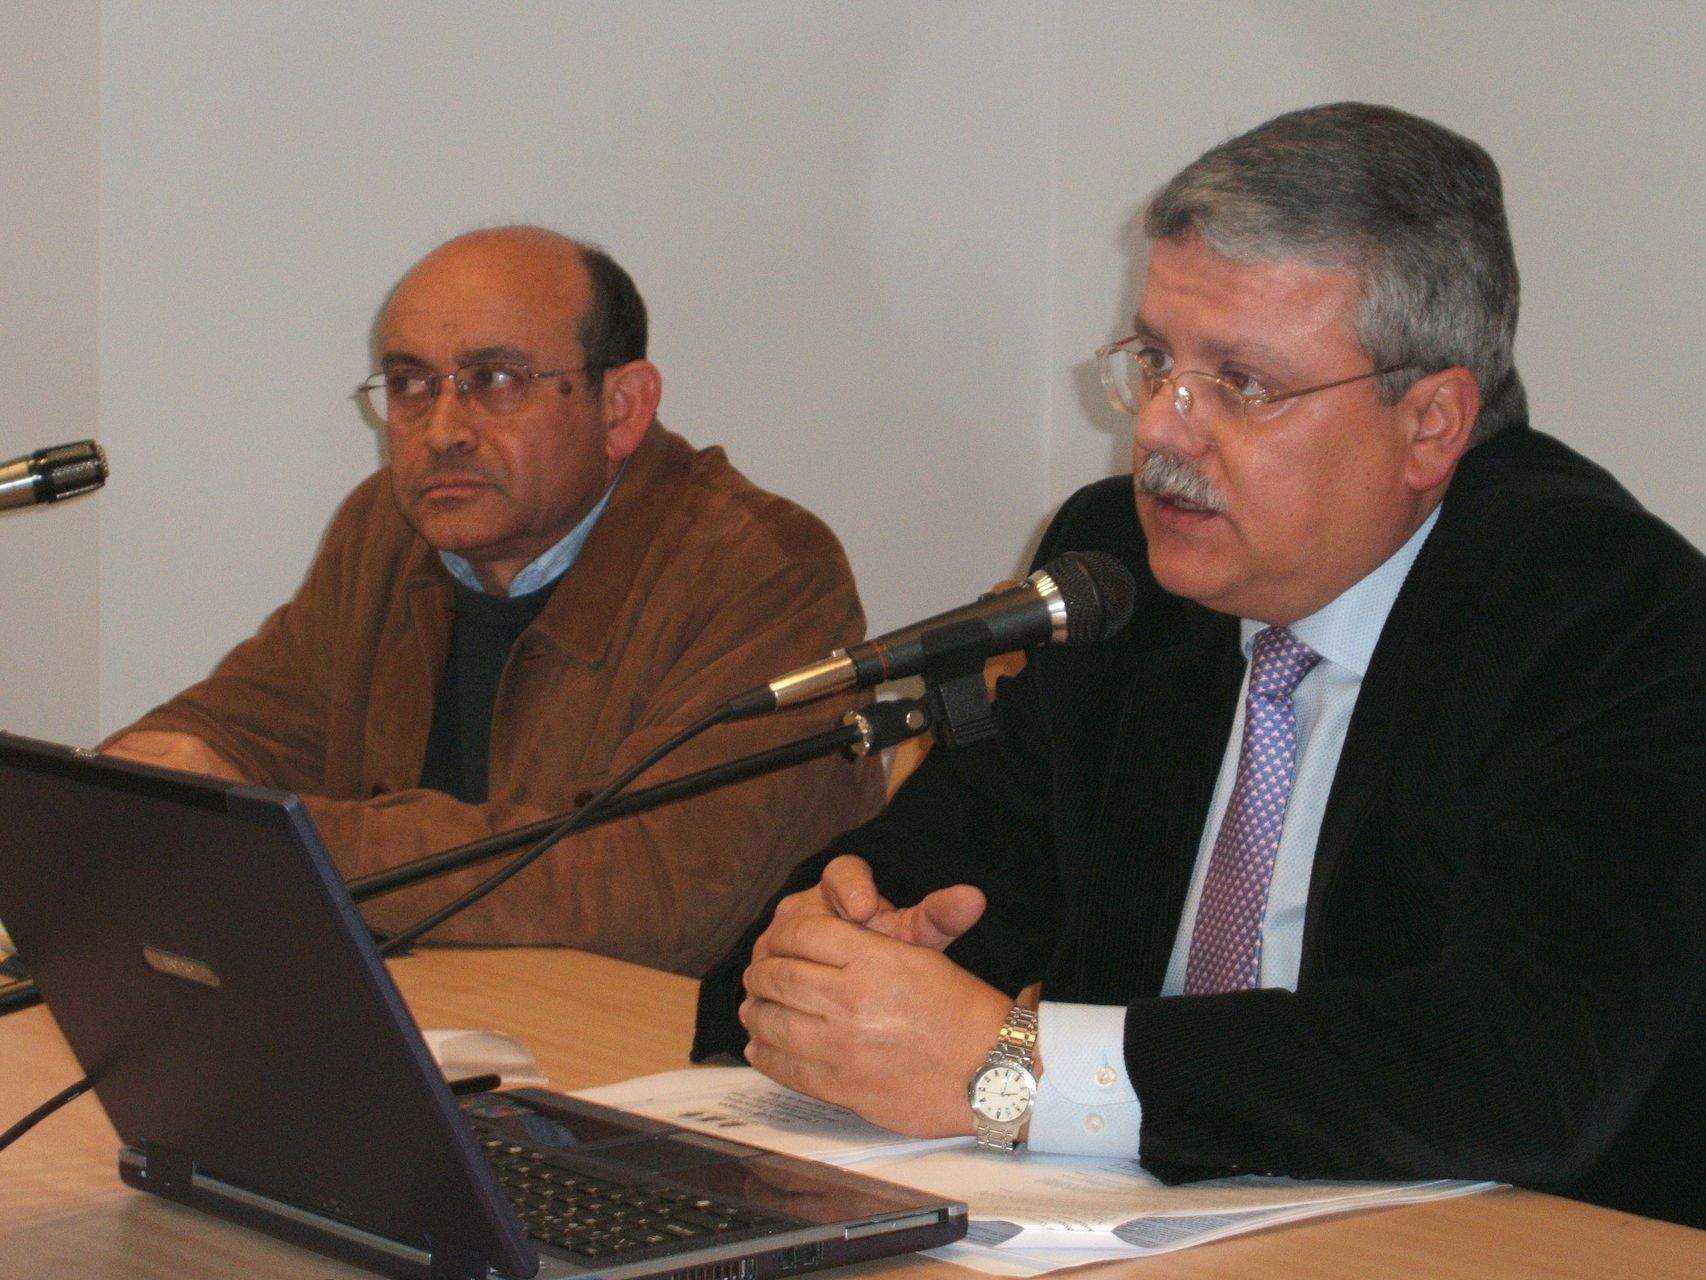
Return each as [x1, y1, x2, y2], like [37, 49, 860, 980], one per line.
[970, 1064, 1034, 1123]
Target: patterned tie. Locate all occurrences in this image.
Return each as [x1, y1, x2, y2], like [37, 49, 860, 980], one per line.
[1184, 625, 1321, 995]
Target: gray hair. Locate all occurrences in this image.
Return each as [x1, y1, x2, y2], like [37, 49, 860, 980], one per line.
[1144, 103, 1525, 444]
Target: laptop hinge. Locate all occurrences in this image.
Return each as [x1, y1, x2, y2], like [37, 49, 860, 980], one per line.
[424, 1235, 489, 1280]
[134, 1140, 198, 1205]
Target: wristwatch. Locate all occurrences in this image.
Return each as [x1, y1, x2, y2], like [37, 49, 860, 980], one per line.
[967, 1005, 1038, 1152]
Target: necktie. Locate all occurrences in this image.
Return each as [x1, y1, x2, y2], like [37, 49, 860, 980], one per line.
[1184, 625, 1321, 995]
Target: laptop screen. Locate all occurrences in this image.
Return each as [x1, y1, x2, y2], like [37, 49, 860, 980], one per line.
[0, 734, 535, 1276]
[0, 732, 965, 1280]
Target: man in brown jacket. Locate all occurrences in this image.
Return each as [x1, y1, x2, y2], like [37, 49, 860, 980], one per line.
[104, 227, 883, 975]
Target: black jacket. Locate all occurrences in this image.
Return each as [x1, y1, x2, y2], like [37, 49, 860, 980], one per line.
[697, 424, 1706, 1228]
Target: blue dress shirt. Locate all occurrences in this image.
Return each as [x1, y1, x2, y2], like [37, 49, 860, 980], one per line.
[437, 469, 622, 598]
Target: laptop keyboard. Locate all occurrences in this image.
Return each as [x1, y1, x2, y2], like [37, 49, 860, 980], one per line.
[479, 1134, 787, 1263]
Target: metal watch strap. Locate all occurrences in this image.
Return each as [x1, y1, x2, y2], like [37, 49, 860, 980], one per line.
[972, 1005, 1038, 1152]
[994, 1004, 1038, 1063]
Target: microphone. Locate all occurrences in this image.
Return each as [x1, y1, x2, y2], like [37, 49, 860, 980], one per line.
[726, 550, 1136, 719]
[0, 441, 109, 512]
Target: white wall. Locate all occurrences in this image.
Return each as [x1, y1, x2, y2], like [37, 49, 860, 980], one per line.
[0, 1, 101, 744]
[1, 1, 1701, 743]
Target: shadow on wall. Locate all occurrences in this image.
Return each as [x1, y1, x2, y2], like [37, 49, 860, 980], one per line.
[1023, 199, 1154, 582]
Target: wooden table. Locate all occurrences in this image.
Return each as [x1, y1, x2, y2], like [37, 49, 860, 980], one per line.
[3, 947, 1702, 1277]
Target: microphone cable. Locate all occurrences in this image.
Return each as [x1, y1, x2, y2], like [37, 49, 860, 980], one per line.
[376, 702, 734, 957]
[0, 976, 39, 1016]
[0, 1075, 92, 1155]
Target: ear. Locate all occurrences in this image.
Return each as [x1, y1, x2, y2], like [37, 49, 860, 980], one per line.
[599, 360, 663, 464]
[1400, 366, 1480, 493]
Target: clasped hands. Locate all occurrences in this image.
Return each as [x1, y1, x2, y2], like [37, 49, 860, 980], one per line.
[739, 854, 1016, 1137]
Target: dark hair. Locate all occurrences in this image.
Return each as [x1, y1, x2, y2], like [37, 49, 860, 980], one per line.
[1145, 102, 1525, 444]
[576, 242, 648, 395]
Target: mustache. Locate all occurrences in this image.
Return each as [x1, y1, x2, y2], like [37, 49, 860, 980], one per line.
[1136, 452, 1226, 514]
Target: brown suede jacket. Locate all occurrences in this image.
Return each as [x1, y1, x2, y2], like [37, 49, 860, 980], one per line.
[116, 425, 884, 974]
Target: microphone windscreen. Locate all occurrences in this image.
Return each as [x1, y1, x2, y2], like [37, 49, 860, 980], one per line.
[1046, 550, 1136, 645]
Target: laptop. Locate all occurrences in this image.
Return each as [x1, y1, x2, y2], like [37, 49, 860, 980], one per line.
[0, 732, 966, 1279]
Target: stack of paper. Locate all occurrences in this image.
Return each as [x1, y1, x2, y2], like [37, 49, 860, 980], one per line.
[575, 1067, 1497, 1275]
[577, 1065, 960, 1165]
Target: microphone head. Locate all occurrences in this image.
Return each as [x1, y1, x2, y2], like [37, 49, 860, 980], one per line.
[36, 440, 108, 502]
[1041, 550, 1136, 645]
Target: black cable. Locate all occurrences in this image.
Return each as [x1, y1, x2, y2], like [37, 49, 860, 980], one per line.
[377, 704, 733, 956]
[0, 976, 42, 1017]
[0, 1075, 93, 1154]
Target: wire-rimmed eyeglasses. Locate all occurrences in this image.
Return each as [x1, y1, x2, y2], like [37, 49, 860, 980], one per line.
[1096, 334, 1411, 429]
[353, 360, 608, 422]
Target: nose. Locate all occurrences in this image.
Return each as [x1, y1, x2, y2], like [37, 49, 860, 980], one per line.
[420, 378, 477, 454]
[1131, 376, 1208, 464]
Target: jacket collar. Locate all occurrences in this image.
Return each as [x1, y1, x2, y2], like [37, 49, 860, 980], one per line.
[398, 423, 700, 670]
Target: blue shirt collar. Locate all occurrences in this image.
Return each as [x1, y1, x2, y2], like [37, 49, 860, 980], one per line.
[437, 464, 624, 599]
[1239, 504, 1441, 678]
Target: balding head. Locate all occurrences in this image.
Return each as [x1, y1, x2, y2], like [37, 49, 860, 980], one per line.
[387, 227, 647, 397]
[374, 226, 661, 594]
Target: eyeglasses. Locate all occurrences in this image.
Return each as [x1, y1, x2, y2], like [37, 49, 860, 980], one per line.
[1095, 334, 1411, 429]
[353, 360, 607, 422]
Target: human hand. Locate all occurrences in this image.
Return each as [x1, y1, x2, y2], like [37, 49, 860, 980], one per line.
[753, 854, 987, 966]
[740, 900, 1012, 1137]
[102, 731, 246, 781]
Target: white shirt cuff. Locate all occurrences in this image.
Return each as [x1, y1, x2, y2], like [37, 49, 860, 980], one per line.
[1026, 1001, 1142, 1157]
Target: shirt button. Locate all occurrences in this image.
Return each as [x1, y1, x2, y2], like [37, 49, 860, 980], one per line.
[1094, 1067, 1117, 1088]
[1084, 1114, 1105, 1135]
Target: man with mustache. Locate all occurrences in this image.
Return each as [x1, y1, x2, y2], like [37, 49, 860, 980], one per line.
[697, 104, 1706, 1227]
[103, 227, 883, 976]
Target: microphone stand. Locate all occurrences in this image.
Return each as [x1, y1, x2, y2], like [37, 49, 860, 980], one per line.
[0, 697, 934, 1017]
[348, 697, 930, 904]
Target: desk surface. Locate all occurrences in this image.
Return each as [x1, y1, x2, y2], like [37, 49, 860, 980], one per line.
[3, 946, 1701, 1278]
